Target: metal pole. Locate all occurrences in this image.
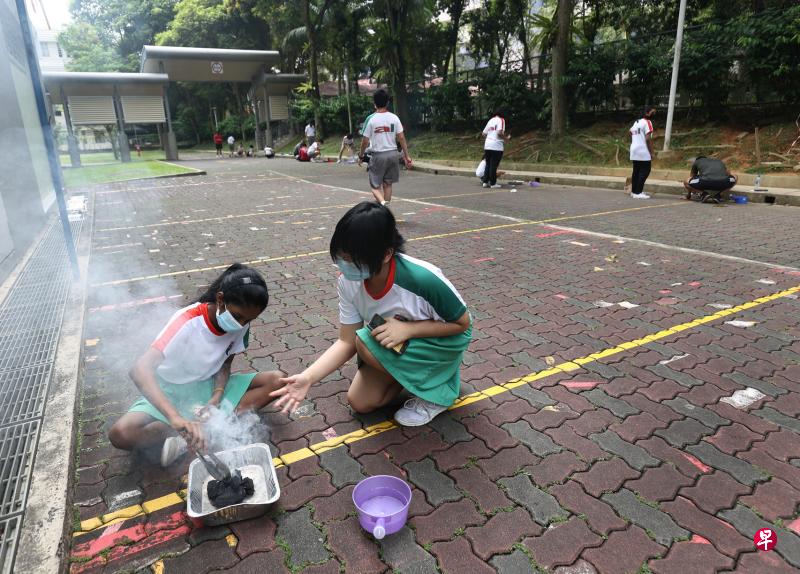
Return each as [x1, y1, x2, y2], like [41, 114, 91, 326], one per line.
[14, 0, 79, 278]
[344, 65, 353, 134]
[662, 0, 687, 152]
[212, 106, 219, 130]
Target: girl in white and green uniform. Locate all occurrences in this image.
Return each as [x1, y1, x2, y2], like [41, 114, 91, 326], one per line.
[272, 202, 471, 426]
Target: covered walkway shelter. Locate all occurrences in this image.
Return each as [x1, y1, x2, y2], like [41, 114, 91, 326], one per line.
[43, 72, 170, 166]
[140, 46, 305, 153]
[44, 47, 305, 165]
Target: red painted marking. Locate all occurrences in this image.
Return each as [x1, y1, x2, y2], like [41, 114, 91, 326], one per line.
[561, 381, 600, 389]
[472, 257, 495, 263]
[691, 535, 711, 545]
[681, 452, 711, 473]
[656, 297, 679, 305]
[535, 230, 574, 238]
[144, 510, 189, 535]
[659, 289, 672, 295]
[105, 524, 192, 564]
[554, 294, 569, 300]
[72, 522, 147, 558]
[688, 281, 702, 287]
[786, 518, 800, 536]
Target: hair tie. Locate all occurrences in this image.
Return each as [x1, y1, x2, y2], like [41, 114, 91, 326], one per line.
[242, 277, 252, 284]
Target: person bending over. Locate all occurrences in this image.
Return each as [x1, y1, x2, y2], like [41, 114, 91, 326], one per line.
[271, 202, 471, 427]
[684, 156, 737, 203]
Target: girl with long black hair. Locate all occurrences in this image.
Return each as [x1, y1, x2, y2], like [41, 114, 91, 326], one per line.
[109, 264, 282, 466]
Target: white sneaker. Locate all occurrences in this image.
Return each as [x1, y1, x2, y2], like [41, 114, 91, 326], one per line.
[482, 183, 489, 188]
[394, 398, 447, 426]
[630, 192, 651, 199]
[161, 435, 188, 467]
[491, 184, 502, 189]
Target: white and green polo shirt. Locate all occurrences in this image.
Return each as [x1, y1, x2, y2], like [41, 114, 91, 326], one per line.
[338, 254, 467, 326]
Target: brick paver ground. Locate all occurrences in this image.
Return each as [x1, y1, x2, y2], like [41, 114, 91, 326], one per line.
[68, 158, 800, 573]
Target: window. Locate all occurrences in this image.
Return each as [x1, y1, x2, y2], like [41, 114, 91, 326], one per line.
[39, 41, 49, 57]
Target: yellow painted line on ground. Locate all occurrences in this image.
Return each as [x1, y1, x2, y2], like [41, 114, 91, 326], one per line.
[97, 203, 356, 232]
[91, 202, 684, 287]
[73, 283, 800, 537]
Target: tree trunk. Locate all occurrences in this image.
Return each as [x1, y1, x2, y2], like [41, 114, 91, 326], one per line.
[550, 0, 572, 137]
[449, 1, 464, 82]
[303, 0, 324, 138]
[385, 1, 410, 126]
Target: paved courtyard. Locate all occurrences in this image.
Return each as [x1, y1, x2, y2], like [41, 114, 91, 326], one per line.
[69, 157, 800, 573]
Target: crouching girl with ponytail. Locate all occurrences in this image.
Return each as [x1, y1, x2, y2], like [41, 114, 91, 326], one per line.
[109, 263, 282, 466]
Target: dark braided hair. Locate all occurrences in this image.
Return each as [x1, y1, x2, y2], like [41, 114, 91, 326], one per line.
[197, 263, 268, 308]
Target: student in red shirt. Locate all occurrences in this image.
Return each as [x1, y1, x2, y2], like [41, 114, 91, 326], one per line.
[213, 132, 224, 157]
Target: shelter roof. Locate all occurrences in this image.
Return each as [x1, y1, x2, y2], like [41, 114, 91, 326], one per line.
[140, 45, 280, 82]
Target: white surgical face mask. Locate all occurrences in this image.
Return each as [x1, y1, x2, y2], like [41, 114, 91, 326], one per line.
[216, 305, 244, 332]
[335, 258, 372, 281]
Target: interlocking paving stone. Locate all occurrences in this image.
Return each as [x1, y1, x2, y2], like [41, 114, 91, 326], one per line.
[625, 464, 694, 503]
[648, 540, 734, 573]
[379, 526, 438, 574]
[319, 447, 365, 488]
[679, 472, 750, 514]
[654, 418, 713, 448]
[450, 466, 512, 512]
[477, 445, 541, 481]
[566, 409, 618, 437]
[229, 516, 277, 558]
[583, 526, 665, 574]
[431, 537, 495, 574]
[685, 442, 768, 485]
[465, 507, 542, 560]
[735, 550, 800, 574]
[410, 499, 485, 545]
[224, 548, 289, 574]
[280, 472, 337, 511]
[723, 371, 786, 397]
[602, 488, 689, 545]
[326, 516, 384, 574]
[740, 478, 800, 521]
[527, 451, 588, 487]
[276, 507, 330, 569]
[582, 389, 638, 418]
[754, 407, 800, 433]
[524, 517, 602, 570]
[705, 423, 763, 455]
[405, 458, 462, 506]
[757, 429, 800, 462]
[663, 397, 727, 429]
[462, 415, 517, 450]
[161, 538, 238, 573]
[572, 457, 641, 497]
[500, 474, 568, 526]
[510, 385, 556, 408]
[610, 412, 668, 442]
[589, 430, 660, 471]
[552, 559, 598, 574]
[428, 414, 472, 443]
[490, 549, 543, 574]
[503, 420, 562, 456]
[546, 426, 607, 462]
[661, 496, 752, 558]
[741, 446, 800, 486]
[550, 480, 627, 536]
[647, 364, 704, 388]
[718, 504, 800, 567]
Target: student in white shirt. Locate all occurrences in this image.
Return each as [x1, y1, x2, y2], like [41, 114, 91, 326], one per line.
[305, 120, 316, 145]
[307, 139, 323, 161]
[271, 202, 471, 427]
[227, 135, 235, 157]
[358, 90, 412, 205]
[629, 107, 656, 199]
[338, 133, 355, 162]
[108, 264, 283, 466]
[481, 110, 510, 188]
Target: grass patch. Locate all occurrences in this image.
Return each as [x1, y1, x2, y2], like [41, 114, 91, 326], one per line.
[63, 160, 197, 189]
[60, 149, 166, 167]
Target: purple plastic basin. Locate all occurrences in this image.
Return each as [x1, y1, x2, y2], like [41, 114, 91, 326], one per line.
[352, 475, 412, 539]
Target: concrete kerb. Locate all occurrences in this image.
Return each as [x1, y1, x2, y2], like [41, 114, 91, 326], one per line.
[413, 160, 800, 206]
[16, 203, 93, 573]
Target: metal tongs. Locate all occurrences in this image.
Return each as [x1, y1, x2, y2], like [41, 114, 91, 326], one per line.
[197, 450, 231, 482]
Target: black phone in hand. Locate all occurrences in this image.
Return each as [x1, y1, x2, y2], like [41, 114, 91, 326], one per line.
[367, 314, 408, 354]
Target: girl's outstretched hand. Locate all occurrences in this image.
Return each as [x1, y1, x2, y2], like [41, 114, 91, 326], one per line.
[270, 373, 313, 414]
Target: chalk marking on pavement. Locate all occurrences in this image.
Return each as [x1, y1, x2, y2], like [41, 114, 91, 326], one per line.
[91, 203, 683, 287]
[73, 283, 800, 537]
[539, 223, 800, 272]
[96, 203, 357, 232]
[95, 175, 291, 195]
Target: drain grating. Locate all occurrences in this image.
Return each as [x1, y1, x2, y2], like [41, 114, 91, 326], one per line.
[0, 365, 53, 427]
[0, 515, 21, 574]
[0, 216, 84, 572]
[0, 420, 39, 517]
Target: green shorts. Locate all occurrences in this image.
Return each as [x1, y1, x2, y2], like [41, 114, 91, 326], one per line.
[127, 373, 257, 424]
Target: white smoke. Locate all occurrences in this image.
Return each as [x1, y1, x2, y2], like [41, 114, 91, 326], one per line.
[200, 404, 269, 453]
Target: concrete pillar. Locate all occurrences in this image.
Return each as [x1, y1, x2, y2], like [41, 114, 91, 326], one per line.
[160, 65, 179, 161]
[60, 89, 81, 167]
[113, 86, 131, 163]
[253, 90, 264, 150]
[263, 87, 273, 147]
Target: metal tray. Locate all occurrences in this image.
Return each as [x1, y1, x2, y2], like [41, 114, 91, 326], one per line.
[187, 443, 280, 526]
